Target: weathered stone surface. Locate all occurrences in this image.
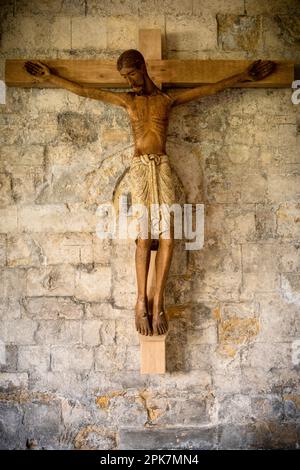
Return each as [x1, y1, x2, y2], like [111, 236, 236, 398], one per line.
[166, 14, 217, 52]
[0, 297, 21, 320]
[245, 0, 299, 15]
[18, 203, 99, 233]
[1, 16, 71, 51]
[71, 16, 107, 49]
[24, 401, 61, 449]
[276, 203, 300, 241]
[8, 233, 94, 266]
[35, 320, 81, 345]
[16, 0, 86, 16]
[217, 15, 262, 52]
[0, 206, 18, 233]
[88, 0, 193, 16]
[75, 265, 111, 302]
[1, 319, 38, 345]
[0, 344, 18, 372]
[51, 346, 93, 371]
[0, 268, 26, 297]
[119, 427, 217, 450]
[57, 111, 99, 147]
[0, 372, 28, 390]
[74, 425, 116, 450]
[26, 265, 75, 296]
[281, 273, 300, 306]
[23, 297, 83, 320]
[262, 15, 300, 58]
[0, 403, 24, 449]
[0, 234, 6, 266]
[0, 0, 299, 451]
[0, 145, 45, 169]
[95, 345, 125, 372]
[18, 345, 50, 372]
[241, 342, 292, 370]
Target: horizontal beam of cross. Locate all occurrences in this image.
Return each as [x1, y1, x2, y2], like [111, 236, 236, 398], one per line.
[5, 58, 294, 88]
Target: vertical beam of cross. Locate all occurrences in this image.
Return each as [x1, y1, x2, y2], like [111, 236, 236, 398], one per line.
[138, 30, 167, 374]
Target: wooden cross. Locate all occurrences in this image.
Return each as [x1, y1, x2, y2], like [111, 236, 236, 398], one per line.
[4, 29, 295, 375]
[5, 30, 294, 89]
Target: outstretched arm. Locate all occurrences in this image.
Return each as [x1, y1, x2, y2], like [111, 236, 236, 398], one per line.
[171, 60, 276, 107]
[24, 60, 130, 108]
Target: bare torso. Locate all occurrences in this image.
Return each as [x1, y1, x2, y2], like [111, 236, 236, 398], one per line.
[126, 90, 173, 156]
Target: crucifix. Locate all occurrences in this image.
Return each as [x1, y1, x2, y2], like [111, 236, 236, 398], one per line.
[5, 29, 294, 374]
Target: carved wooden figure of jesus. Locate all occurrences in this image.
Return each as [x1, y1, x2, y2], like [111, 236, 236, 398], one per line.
[24, 52, 275, 336]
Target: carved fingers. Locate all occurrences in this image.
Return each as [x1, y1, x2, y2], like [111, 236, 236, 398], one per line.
[248, 59, 276, 81]
[24, 60, 51, 81]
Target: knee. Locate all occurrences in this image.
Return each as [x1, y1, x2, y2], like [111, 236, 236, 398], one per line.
[159, 237, 174, 248]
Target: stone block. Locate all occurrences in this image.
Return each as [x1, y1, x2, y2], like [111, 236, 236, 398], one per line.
[92, 236, 112, 264]
[0, 206, 18, 233]
[251, 394, 284, 421]
[0, 344, 17, 372]
[0, 234, 6, 266]
[18, 345, 50, 372]
[16, 0, 86, 16]
[7, 233, 43, 267]
[72, 16, 107, 49]
[281, 273, 300, 306]
[24, 401, 61, 449]
[26, 265, 75, 297]
[85, 302, 117, 319]
[166, 14, 217, 51]
[241, 342, 292, 370]
[262, 15, 300, 56]
[119, 426, 217, 450]
[51, 346, 93, 371]
[268, 174, 300, 203]
[75, 265, 111, 302]
[35, 320, 81, 345]
[18, 203, 98, 233]
[255, 203, 277, 240]
[0, 297, 21, 320]
[1, 319, 37, 345]
[0, 145, 45, 170]
[0, 172, 13, 206]
[0, 403, 24, 449]
[217, 14, 262, 52]
[218, 394, 252, 423]
[82, 320, 101, 346]
[245, 0, 299, 14]
[1, 16, 71, 51]
[0, 268, 26, 297]
[276, 203, 300, 241]
[23, 297, 83, 320]
[95, 345, 125, 371]
[0, 372, 28, 390]
[116, 318, 139, 347]
[241, 243, 278, 273]
[241, 271, 279, 299]
[11, 165, 44, 204]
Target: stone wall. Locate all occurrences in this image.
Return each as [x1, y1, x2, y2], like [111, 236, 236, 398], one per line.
[0, 0, 299, 449]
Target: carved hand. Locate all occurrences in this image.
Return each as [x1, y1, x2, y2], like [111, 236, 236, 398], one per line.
[243, 59, 276, 82]
[24, 60, 51, 82]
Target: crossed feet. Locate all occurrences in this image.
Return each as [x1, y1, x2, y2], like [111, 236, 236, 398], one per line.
[135, 298, 168, 336]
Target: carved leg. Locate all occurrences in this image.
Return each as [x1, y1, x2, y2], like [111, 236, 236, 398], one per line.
[135, 237, 153, 335]
[152, 235, 174, 335]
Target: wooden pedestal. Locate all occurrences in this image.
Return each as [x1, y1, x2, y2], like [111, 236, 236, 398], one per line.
[140, 333, 167, 374]
[139, 249, 167, 374]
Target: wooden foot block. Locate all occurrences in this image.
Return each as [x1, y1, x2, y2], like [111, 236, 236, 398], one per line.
[139, 334, 167, 374]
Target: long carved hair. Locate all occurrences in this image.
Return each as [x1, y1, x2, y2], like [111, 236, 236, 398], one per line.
[117, 49, 146, 71]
